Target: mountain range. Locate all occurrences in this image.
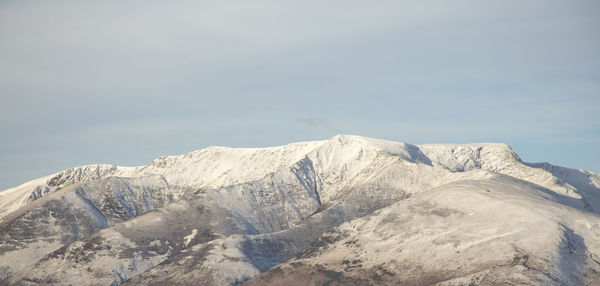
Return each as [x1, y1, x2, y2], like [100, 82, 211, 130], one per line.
[1, 134, 599, 285]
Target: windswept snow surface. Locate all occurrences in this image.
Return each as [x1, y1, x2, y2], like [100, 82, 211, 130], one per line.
[1, 135, 599, 285]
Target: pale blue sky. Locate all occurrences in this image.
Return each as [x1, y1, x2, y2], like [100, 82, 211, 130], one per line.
[1, 0, 599, 189]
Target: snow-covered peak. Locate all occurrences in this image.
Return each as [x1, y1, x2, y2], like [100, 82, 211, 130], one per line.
[0, 164, 137, 221]
[319, 134, 429, 163]
[418, 142, 521, 172]
[137, 140, 326, 189]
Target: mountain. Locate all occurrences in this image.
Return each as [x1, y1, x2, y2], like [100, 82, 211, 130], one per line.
[0, 135, 599, 285]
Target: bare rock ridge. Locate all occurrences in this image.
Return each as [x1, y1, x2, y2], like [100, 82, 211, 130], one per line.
[0, 134, 598, 285]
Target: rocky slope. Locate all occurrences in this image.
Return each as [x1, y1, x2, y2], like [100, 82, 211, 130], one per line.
[0, 135, 598, 285]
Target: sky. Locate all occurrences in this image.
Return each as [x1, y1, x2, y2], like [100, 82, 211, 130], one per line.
[1, 0, 599, 190]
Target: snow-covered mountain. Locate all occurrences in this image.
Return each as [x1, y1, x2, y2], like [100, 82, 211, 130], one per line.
[1, 135, 599, 285]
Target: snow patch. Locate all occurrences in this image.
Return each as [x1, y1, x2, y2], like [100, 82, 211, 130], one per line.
[184, 229, 198, 246]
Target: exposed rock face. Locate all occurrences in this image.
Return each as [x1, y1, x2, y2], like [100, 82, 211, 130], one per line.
[1, 135, 599, 285]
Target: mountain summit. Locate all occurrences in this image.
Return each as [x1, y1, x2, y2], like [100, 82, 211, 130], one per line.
[1, 135, 599, 285]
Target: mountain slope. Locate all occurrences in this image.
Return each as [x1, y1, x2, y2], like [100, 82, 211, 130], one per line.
[245, 177, 600, 286]
[0, 141, 325, 280]
[0, 175, 193, 279]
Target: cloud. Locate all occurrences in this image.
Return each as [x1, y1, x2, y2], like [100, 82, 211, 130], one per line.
[297, 117, 338, 132]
